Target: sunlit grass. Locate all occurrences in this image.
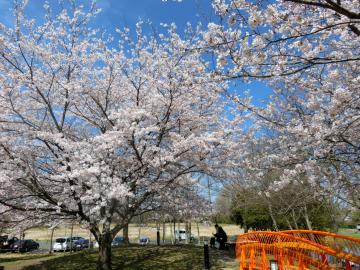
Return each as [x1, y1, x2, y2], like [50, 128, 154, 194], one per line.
[339, 228, 360, 239]
[0, 245, 235, 270]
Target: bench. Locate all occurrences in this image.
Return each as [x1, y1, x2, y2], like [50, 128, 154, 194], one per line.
[225, 241, 236, 256]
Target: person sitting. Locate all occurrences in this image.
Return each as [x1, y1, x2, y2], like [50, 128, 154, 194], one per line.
[212, 224, 228, 250]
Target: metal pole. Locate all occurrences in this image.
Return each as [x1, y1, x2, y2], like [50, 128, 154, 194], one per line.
[157, 231, 160, 246]
[204, 241, 210, 270]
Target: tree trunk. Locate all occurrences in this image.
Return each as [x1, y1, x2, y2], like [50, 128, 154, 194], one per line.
[243, 223, 248, 233]
[162, 221, 166, 243]
[170, 222, 174, 244]
[97, 233, 112, 270]
[89, 230, 92, 249]
[285, 217, 293, 230]
[291, 209, 299, 230]
[138, 225, 141, 241]
[70, 223, 74, 252]
[123, 223, 130, 244]
[268, 203, 279, 231]
[189, 222, 192, 243]
[49, 227, 55, 254]
[177, 220, 180, 242]
[303, 205, 313, 231]
[196, 222, 200, 245]
[173, 217, 176, 244]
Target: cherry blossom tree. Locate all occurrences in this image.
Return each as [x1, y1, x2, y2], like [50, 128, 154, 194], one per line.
[0, 1, 227, 269]
[203, 0, 359, 207]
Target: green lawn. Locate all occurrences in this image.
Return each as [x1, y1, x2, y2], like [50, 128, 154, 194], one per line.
[0, 245, 237, 270]
[339, 228, 360, 239]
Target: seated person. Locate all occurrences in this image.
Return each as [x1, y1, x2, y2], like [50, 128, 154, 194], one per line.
[211, 224, 228, 250]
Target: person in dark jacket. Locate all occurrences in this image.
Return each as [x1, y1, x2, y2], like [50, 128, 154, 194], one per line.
[212, 224, 227, 250]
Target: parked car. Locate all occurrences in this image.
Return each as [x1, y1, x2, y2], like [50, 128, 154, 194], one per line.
[69, 236, 85, 250]
[175, 230, 194, 241]
[53, 236, 85, 251]
[53, 237, 71, 251]
[10, 239, 39, 253]
[175, 230, 187, 241]
[93, 241, 99, 248]
[139, 236, 150, 245]
[71, 236, 84, 242]
[92, 236, 125, 249]
[111, 236, 125, 247]
[0, 236, 19, 251]
[73, 239, 92, 250]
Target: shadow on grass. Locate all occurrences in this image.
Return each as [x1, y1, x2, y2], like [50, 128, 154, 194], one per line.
[21, 245, 226, 270]
[0, 253, 53, 264]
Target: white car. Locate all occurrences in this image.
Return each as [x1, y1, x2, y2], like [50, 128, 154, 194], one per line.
[53, 236, 84, 251]
[175, 230, 194, 241]
[175, 230, 187, 241]
[53, 237, 71, 251]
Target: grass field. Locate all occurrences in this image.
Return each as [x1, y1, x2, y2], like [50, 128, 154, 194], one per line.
[338, 228, 360, 239]
[0, 245, 238, 270]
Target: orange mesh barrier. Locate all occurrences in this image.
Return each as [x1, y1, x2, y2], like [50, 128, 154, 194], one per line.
[235, 230, 360, 270]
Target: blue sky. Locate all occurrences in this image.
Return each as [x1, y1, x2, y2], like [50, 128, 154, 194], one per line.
[0, 0, 271, 105]
[0, 0, 214, 32]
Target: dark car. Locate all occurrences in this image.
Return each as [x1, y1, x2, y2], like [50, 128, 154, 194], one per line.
[0, 236, 19, 251]
[111, 236, 125, 247]
[73, 239, 92, 250]
[10, 239, 39, 253]
[139, 237, 150, 245]
[70, 236, 84, 242]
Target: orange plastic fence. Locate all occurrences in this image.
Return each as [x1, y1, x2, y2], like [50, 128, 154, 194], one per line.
[235, 230, 360, 270]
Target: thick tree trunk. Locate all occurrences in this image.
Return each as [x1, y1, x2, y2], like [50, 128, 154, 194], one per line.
[97, 233, 113, 270]
[123, 223, 130, 244]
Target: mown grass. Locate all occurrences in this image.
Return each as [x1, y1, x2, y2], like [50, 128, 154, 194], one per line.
[0, 253, 54, 264]
[0, 245, 234, 270]
[339, 228, 360, 239]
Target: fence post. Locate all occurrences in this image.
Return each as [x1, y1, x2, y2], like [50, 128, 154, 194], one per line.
[157, 231, 160, 246]
[204, 240, 210, 270]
